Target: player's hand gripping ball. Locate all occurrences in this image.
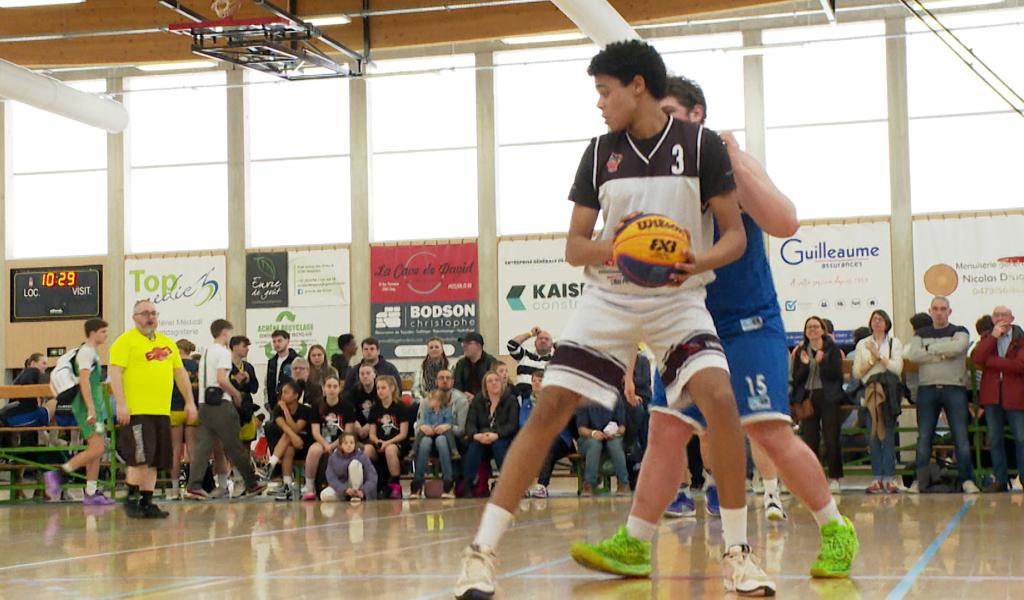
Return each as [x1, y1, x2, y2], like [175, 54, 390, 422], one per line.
[612, 213, 691, 288]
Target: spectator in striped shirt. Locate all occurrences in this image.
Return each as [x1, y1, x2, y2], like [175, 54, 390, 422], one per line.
[507, 327, 554, 398]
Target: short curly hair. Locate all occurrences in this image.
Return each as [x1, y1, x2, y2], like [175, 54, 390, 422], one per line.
[587, 39, 667, 99]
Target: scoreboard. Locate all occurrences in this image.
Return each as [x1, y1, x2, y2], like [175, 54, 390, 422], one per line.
[10, 265, 103, 322]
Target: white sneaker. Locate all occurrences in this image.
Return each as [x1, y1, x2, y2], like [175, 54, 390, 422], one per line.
[722, 545, 775, 597]
[166, 486, 180, 500]
[529, 484, 549, 499]
[1012, 477, 1023, 493]
[208, 486, 229, 499]
[907, 481, 920, 494]
[962, 480, 981, 494]
[454, 544, 497, 600]
[764, 493, 787, 522]
[829, 479, 842, 494]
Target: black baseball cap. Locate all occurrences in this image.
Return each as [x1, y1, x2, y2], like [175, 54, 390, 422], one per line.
[459, 332, 484, 345]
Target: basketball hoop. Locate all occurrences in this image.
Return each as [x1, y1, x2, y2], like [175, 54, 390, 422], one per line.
[211, 0, 242, 19]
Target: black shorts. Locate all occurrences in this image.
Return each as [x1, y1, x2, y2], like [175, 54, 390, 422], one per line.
[117, 414, 173, 471]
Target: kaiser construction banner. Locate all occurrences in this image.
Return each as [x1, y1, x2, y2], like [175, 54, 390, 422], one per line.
[768, 222, 894, 345]
[370, 243, 478, 359]
[497, 238, 584, 347]
[124, 255, 227, 353]
[914, 214, 1024, 323]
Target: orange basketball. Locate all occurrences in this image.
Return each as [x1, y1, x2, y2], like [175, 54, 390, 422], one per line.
[612, 213, 691, 288]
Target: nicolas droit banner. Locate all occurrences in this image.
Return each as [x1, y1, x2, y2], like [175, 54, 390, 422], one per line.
[370, 243, 478, 359]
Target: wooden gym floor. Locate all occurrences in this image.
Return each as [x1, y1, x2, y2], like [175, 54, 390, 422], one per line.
[0, 490, 1020, 599]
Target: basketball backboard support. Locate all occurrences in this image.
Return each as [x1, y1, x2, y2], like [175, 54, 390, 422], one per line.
[160, 0, 367, 80]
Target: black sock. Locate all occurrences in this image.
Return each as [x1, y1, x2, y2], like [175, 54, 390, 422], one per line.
[126, 485, 140, 503]
[140, 491, 153, 507]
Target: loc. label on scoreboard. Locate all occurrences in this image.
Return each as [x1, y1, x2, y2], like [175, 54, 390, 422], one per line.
[10, 265, 103, 322]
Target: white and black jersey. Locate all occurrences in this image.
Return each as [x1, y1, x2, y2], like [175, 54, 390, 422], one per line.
[569, 117, 735, 296]
[506, 339, 552, 389]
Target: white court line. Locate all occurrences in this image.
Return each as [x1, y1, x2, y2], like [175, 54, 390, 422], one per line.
[0, 502, 485, 574]
[107, 514, 565, 599]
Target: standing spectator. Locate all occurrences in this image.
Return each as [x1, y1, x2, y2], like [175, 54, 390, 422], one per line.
[344, 363, 378, 446]
[622, 349, 653, 466]
[302, 375, 357, 501]
[166, 339, 198, 500]
[506, 327, 554, 398]
[412, 337, 450, 403]
[453, 332, 497, 399]
[289, 358, 311, 403]
[344, 337, 402, 392]
[576, 394, 630, 496]
[460, 371, 518, 498]
[971, 306, 1024, 493]
[5, 353, 56, 427]
[184, 319, 266, 500]
[330, 334, 358, 386]
[266, 330, 298, 408]
[110, 300, 197, 519]
[43, 319, 114, 505]
[529, 371, 577, 499]
[306, 345, 339, 410]
[791, 316, 846, 492]
[322, 432, 377, 503]
[854, 311, 907, 493]
[411, 390, 456, 499]
[261, 380, 315, 501]
[229, 336, 260, 443]
[903, 298, 977, 494]
[368, 375, 410, 499]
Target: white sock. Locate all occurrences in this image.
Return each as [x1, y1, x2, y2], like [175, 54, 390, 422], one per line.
[283, 476, 293, 486]
[763, 478, 779, 496]
[473, 503, 514, 550]
[626, 515, 658, 542]
[720, 506, 748, 549]
[704, 471, 716, 487]
[217, 473, 228, 488]
[61, 463, 73, 474]
[268, 456, 280, 468]
[85, 480, 97, 495]
[812, 499, 845, 528]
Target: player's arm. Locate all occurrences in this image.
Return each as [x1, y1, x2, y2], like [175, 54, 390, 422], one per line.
[565, 204, 612, 267]
[721, 132, 798, 238]
[109, 365, 130, 425]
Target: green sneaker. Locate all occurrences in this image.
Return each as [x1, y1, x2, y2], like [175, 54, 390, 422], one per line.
[570, 526, 651, 578]
[810, 516, 859, 578]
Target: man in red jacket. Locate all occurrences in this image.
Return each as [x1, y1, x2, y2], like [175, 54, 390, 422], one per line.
[971, 305, 1024, 493]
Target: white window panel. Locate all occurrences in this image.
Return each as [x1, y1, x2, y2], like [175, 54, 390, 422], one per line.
[129, 164, 228, 252]
[249, 73, 350, 160]
[8, 171, 107, 259]
[498, 140, 589, 236]
[654, 32, 746, 132]
[249, 157, 352, 246]
[129, 72, 227, 167]
[12, 80, 107, 174]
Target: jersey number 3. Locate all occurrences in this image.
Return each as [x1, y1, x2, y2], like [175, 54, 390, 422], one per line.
[671, 144, 684, 175]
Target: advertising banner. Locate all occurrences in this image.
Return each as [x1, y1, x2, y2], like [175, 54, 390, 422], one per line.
[245, 251, 289, 309]
[497, 238, 584, 346]
[289, 249, 350, 307]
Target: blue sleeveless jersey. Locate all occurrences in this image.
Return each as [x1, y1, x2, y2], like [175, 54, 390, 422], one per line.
[706, 213, 783, 339]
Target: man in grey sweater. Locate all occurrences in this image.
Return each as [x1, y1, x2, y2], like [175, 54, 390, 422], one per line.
[902, 296, 978, 493]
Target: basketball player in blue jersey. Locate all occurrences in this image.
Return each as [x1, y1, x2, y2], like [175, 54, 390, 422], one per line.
[455, 40, 773, 599]
[572, 76, 860, 584]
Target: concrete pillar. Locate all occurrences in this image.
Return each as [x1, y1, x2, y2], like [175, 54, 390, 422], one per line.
[475, 52, 499, 352]
[106, 77, 128, 340]
[886, 18, 914, 342]
[226, 69, 250, 329]
[741, 29, 767, 165]
[349, 78, 372, 338]
[0, 100, 10, 379]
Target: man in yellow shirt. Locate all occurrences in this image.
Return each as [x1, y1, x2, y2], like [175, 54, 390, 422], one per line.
[110, 300, 197, 519]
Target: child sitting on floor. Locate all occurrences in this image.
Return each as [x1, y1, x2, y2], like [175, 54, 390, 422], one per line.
[322, 432, 377, 503]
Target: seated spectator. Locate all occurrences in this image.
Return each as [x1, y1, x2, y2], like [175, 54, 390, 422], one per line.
[412, 337, 450, 403]
[302, 375, 357, 501]
[411, 390, 456, 499]
[525, 371, 576, 499]
[368, 375, 410, 499]
[452, 332, 497, 400]
[260, 381, 315, 502]
[460, 370, 518, 498]
[2, 353, 55, 427]
[343, 337, 402, 392]
[576, 394, 630, 496]
[344, 363, 378, 445]
[971, 305, 1024, 493]
[289, 358, 311, 404]
[507, 327, 554, 398]
[330, 334, 358, 386]
[853, 309, 905, 494]
[413, 369, 470, 458]
[623, 349, 653, 468]
[322, 432, 377, 503]
[791, 316, 846, 492]
[306, 344, 339, 410]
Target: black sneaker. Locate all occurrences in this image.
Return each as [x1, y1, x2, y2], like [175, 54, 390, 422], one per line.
[140, 503, 170, 519]
[275, 484, 292, 502]
[124, 497, 144, 519]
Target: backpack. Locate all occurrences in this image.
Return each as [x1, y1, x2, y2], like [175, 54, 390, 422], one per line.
[49, 345, 84, 405]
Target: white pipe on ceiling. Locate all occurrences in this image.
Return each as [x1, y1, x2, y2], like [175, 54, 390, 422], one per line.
[549, 0, 641, 48]
[0, 58, 128, 133]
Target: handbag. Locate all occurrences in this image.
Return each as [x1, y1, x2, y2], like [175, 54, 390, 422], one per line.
[789, 346, 817, 421]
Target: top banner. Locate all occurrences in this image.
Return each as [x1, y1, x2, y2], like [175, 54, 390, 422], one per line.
[914, 214, 1024, 324]
[768, 221, 893, 345]
[497, 238, 584, 347]
[370, 243, 478, 358]
[124, 255, 227, 353]
[246, 251, 289, 309]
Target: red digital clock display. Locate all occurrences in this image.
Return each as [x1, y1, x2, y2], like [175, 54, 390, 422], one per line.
[41, 271, 78, 287]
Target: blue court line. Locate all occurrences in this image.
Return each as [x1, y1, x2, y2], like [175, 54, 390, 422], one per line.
[885, 499, 974, 600]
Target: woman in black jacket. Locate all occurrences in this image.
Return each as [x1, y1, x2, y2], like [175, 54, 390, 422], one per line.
[791, 316, 847, 488]
[460, 370, 519, 497]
